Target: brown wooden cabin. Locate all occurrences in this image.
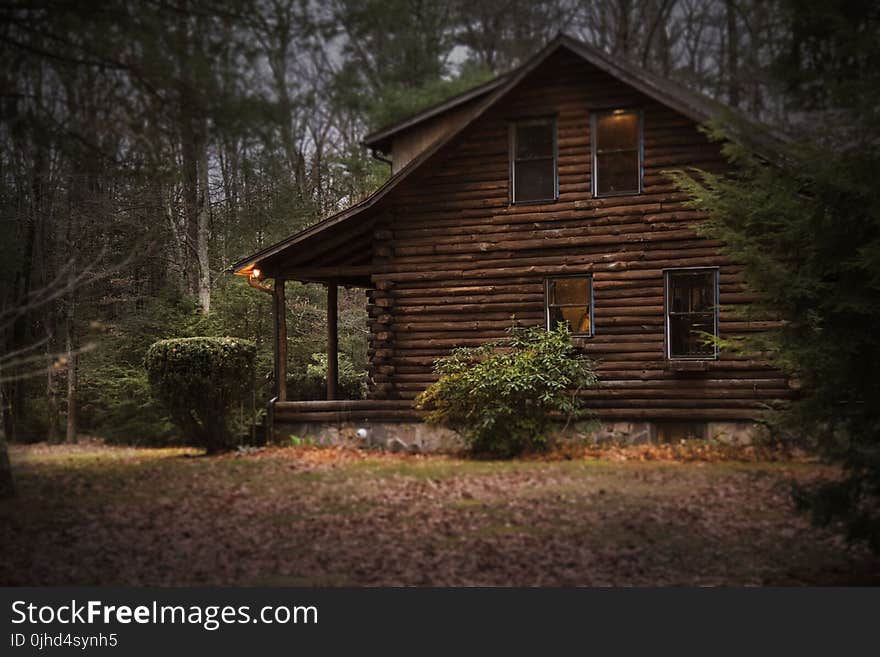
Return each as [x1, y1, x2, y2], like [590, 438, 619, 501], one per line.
[231, 34, 791, 445]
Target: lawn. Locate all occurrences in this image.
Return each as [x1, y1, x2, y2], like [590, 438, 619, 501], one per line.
[1, 442, 877, 586]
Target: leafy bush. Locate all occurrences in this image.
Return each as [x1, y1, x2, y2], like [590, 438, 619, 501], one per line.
[416, 325, 597, 457]
[77, 291, 203, 445]
[286, 352, 367, 401]
[79, 363, 175, 446]
[144, 337, 256, 453]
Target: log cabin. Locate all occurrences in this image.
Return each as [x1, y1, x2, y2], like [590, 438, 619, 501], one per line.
[231, 33, 791, 450]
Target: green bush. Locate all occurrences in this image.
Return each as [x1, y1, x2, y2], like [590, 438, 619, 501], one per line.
[144, 337, 256, 453]
[286, 352, 367, 401]
[416, 325, 597, 457]
[79, 363, 175, 446]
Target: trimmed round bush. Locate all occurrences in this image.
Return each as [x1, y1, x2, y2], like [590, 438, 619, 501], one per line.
[145, 337, 256, 453]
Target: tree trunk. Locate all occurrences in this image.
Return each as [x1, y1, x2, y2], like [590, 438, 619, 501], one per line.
[274, 279, 287, 401]
[197, 138, 211, 312]
[0, 431, 14, 499]
[65, 261, 78, 444]
[65, 330, 78, 444]
[327, 281, 338, 400]
[0, 380, 13, 445]
[615, 0, 632, 58]
[725, 0, 740, 107]
[179, 95, 210, 313]
[46, 344, 60, 443]
[175, 7, 211, 313]
[181, 113, 201, 299]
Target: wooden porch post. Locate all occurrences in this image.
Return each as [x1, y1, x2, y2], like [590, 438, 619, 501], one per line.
[326, 280, 338, 401]
[273, 278, 287, 401]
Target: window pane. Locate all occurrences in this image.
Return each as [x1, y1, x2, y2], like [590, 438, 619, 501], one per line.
[596, 151, 639, 195]
[516, 122, 554, 159]
[550, 278, 587, 305]
[667, 270, 718, 358]
[669, 313, 715, 357]
[550, 306, 591, 335]
[514, 159, 555, 201]
[596, 112, 638, 152]
[669, 272, 716, 313]
[547, 276, 592, 335]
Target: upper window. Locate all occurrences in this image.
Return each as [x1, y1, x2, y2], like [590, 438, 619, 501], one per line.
[665, 268, 719, 359]
[545, 276, 593, 337]
[510, 117, 557, 203]
[592, 109, 642, 197]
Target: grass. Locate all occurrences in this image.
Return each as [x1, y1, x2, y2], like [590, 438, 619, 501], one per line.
[1, 442, 877, 586]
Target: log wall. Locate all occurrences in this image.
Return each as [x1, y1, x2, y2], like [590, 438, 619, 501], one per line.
[365, 49, 790, 421]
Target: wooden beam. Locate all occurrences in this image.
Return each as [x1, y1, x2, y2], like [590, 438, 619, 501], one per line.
[273, 278, 287, 401]
[276, 400, 413, 411]
[327, 281, 338, 401]
[277, 264, 383, 279]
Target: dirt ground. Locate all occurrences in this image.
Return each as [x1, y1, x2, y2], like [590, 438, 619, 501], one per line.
[1, 442, 877, 586]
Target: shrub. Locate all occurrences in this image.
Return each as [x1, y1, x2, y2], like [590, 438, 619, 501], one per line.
[79, 363, 175, 446]
[144, 337, 256, 453]
[286, 352, 367, 401]
[416, 324, 597, 457]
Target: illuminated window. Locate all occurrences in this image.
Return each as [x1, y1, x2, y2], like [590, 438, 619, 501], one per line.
[665, 268, 719, 359]
[545, 276, 593, 337]
[510, 117, 557, 203]
[592, 109, 642, 197]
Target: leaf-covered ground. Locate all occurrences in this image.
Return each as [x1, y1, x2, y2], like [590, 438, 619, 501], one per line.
[2, 442, 878, 586]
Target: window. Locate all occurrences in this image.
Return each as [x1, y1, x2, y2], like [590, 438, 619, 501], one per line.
[665, 268, 719, 359]
[545, 276, 593, 337]
[510, 117, 557, 203]
[592, 109, 642, 197]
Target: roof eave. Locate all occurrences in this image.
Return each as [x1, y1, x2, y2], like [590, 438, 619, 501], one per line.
[360, 73, 511, 151]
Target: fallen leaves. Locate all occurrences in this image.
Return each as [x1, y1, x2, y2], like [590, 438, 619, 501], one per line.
[545, 440, 814, 463]
[0, 443, 876, 586]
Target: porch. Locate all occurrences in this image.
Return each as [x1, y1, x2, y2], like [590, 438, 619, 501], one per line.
[228, 194, 405, 439]
[271, 399, 421, 425]
[267, 399, 456, 453]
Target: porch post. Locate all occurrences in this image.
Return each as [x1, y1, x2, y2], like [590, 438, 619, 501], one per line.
[326, 280, 338, 401]
[273, 278, 287, 401]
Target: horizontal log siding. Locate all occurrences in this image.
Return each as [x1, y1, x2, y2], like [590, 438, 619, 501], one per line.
[365, 50, 789, 420]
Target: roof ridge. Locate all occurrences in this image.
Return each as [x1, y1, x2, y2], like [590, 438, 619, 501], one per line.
[229, 33, 786, 276]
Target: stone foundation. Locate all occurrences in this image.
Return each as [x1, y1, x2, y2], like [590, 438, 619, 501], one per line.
[274, 419, 767, 453]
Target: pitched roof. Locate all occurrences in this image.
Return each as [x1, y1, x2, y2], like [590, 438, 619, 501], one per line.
[230, 33, 785, 280]
[361, 73, 511, 154]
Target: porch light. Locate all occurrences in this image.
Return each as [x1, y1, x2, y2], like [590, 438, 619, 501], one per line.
[251, 268, 262, 279]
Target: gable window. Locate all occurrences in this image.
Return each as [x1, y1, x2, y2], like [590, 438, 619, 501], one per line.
[510, 117, 557, 203]
[592, 109, 642, 197]
[665, 268, 719, 359]
[545, 275, 593, 337]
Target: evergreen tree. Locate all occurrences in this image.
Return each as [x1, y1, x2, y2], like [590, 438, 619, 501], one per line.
[674, 1, 880, 550]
